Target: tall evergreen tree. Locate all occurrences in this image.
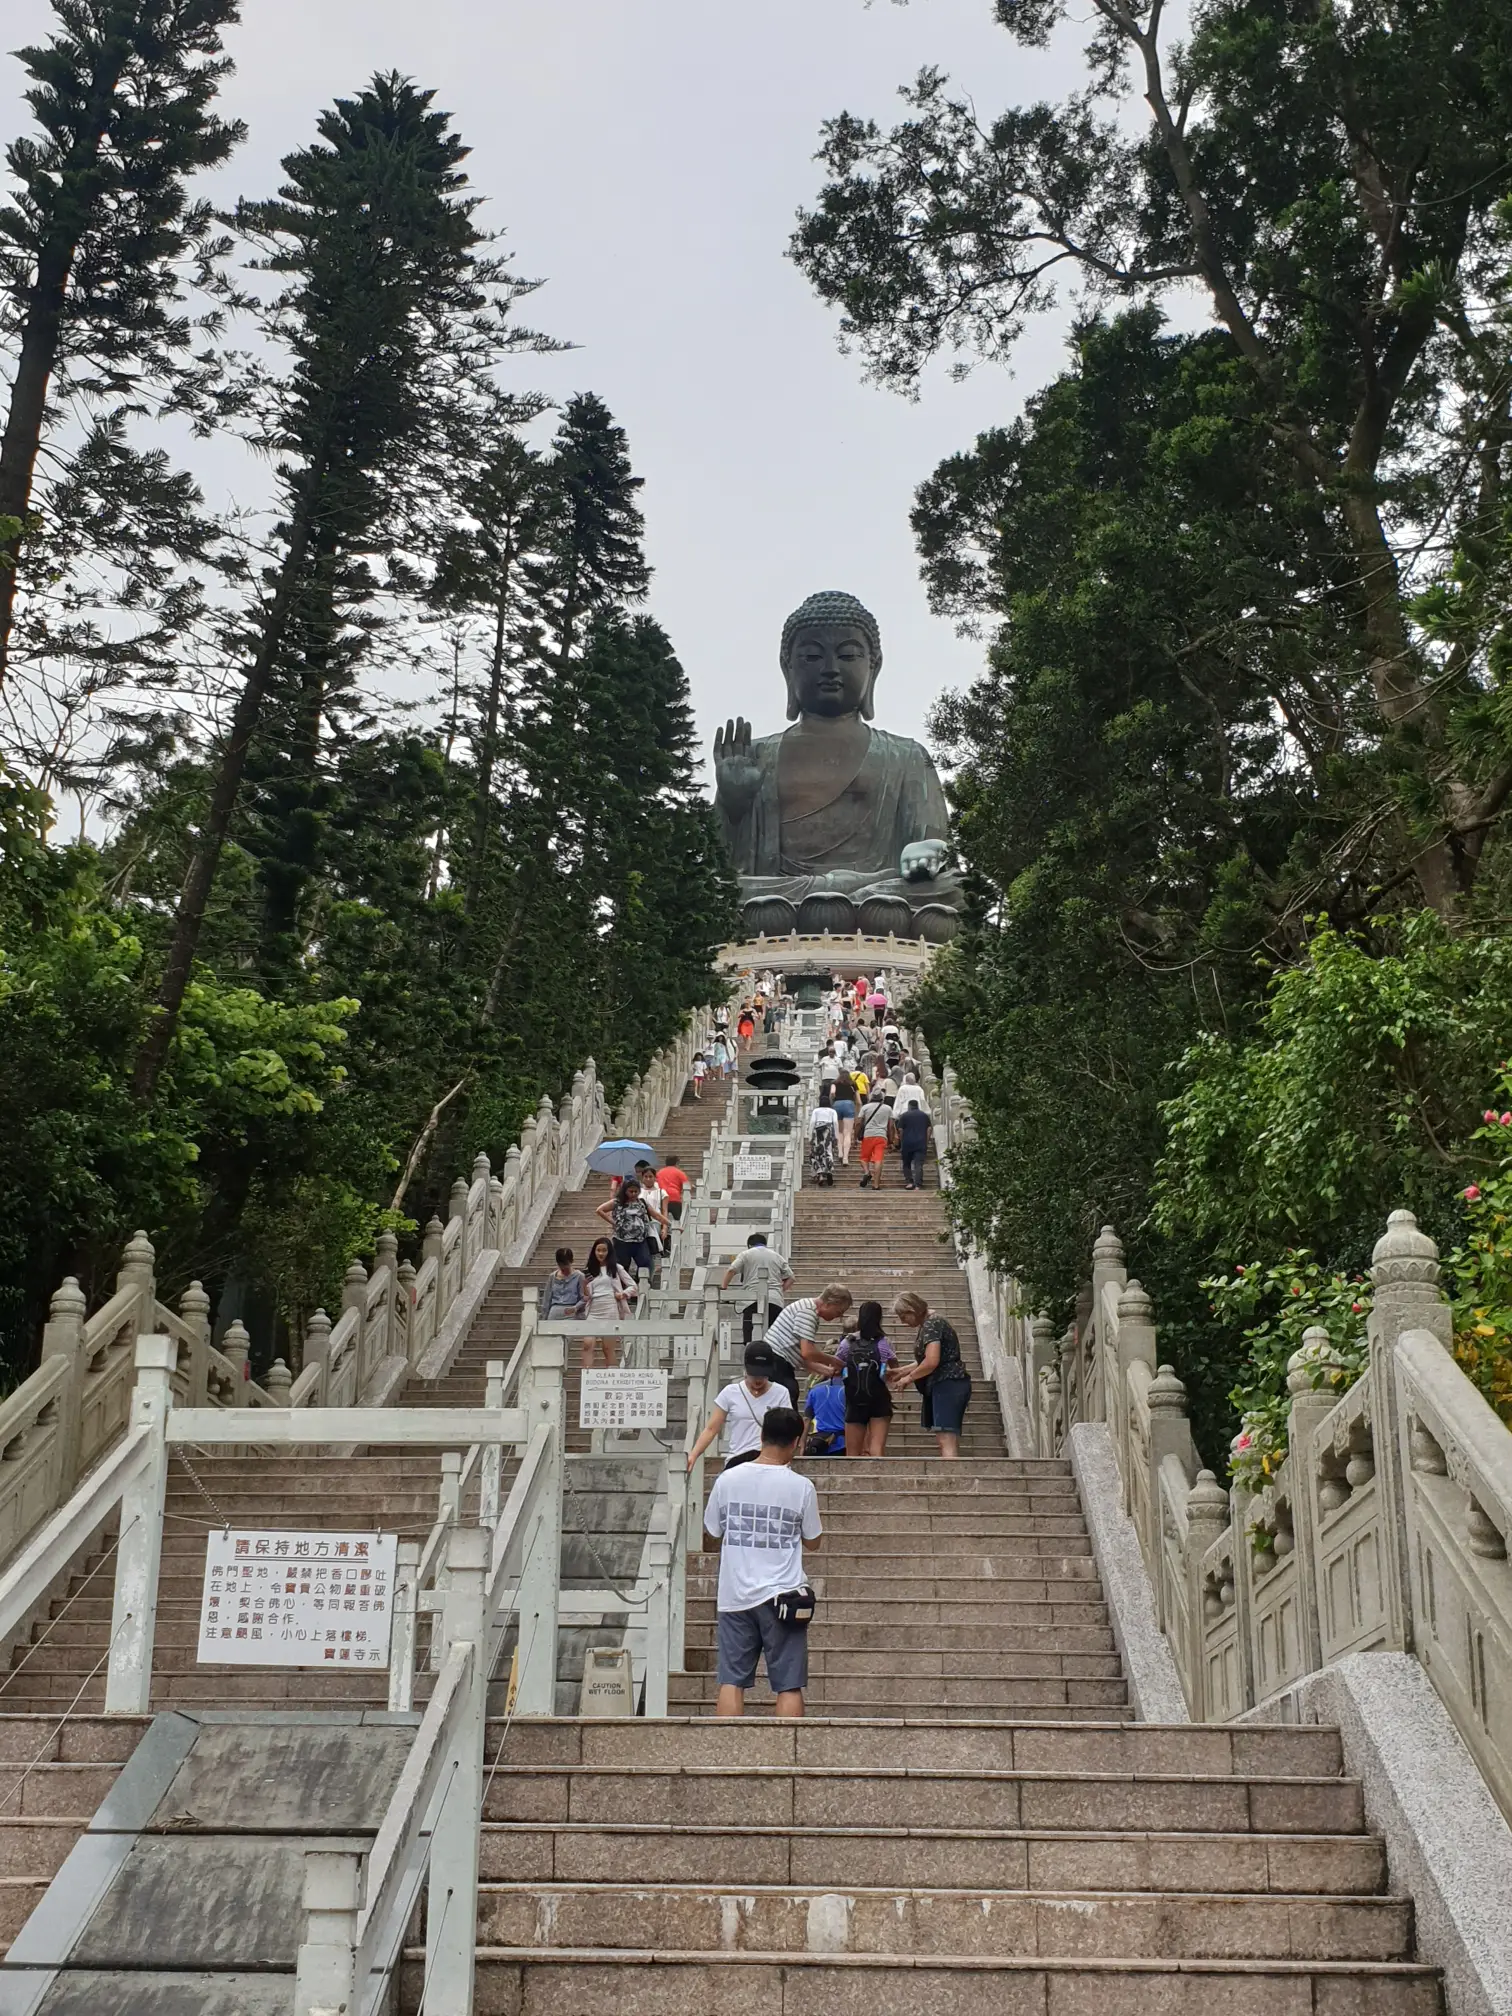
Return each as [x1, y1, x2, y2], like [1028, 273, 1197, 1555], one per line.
[136, 73, 510, 1095]
[0, 0, 243, 689]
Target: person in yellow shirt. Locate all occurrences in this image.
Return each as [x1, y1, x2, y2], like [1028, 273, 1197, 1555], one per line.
[852, 1068, 870, 1098]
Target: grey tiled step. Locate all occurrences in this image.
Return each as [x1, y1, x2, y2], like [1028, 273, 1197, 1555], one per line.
[403, 1950, 1441, 2016]
[474, 1822, 1387, 1892]
[490, 1720, 1332, 1774]
[467, 1881, 1413, 1960]
[0, 1717, 146, 1763]
[476, 1767, 1362, 1833]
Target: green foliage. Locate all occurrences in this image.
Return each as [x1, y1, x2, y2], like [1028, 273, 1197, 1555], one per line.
[1445, 1085, 1512, 1423]
[1203, 1256, 1371, 1492]
[1157, 916, 1512, 1265]
[236, 1179, 412, 1346]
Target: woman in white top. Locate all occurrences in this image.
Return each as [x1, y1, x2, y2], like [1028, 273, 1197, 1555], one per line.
[685, 1347, 788, 1472]
[581, 1236, 636, 1369]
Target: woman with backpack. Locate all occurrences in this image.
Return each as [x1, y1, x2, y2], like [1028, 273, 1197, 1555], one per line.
[835, 1300, 896, 1456]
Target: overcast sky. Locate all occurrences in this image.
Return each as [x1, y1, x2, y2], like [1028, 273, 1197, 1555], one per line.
[6, 0, 1100, 777]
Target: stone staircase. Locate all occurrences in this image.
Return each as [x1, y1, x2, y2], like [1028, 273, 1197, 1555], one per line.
[398, 1093, 1440, 2013]
[0, 1714, 148, 1960]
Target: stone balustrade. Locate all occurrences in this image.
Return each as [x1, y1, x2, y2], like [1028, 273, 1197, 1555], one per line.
[985, 1201, 1512, 1819]
[8, 1017, 715, 1586]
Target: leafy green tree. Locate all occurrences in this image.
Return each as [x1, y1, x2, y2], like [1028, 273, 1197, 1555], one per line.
[0, 0, 243, 688]
[792, 0, 1512, 912]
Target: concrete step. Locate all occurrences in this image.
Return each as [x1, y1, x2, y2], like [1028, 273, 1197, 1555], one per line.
[472, 1819, 1387, 1892]
[477, 1766, 1364, 1833]
[465, 1880, 1414, 1960]
[408, 1950, 1439, 2013]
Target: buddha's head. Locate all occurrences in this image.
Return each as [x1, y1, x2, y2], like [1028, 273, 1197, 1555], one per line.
[780, 590, 881, 722]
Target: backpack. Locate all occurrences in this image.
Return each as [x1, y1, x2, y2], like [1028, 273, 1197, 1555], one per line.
[845, 1335, 885, 1412]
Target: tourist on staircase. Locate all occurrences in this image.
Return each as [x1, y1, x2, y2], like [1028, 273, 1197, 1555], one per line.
[894, 1098, 933, 1192]
[703, 1406, 822, 1719]
[760, 1285, 849, 1405]
[686, 1343, 789, 1473]
[540, 1247, 587, 1324]
[656, 1153, 687, 1223]
[892, 1068, 926, 1114]
[802, 1368, 847, 1454]
[888, 1291, 972, 1457]
[835, 1298, 895, 1455]
[720, 1230, 795, 1344]
[581, 1236, 636, 1368]
[808, 1096, 838, 1186]
[832, 1065, 858, 1164]
[596, 1175, 660, 1284]
[856, 1083, 895, 1190]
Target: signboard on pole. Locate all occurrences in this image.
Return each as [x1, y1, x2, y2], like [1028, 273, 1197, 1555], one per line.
[733, 1154, 773, 1182]
[197, 1530, 397, 1668]
[579, 1367, 668, 1430]
[718, 1319, 733, 1357]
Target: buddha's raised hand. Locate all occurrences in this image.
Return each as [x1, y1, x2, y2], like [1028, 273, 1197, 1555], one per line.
[713, 717, 761, 818]
[901, 839, 950, 883]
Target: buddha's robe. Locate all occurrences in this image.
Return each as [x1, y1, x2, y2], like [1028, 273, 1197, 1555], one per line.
[719, 725, 962, 913]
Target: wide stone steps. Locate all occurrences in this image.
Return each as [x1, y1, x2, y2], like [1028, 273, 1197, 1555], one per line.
[0, 1715, 147, 1955]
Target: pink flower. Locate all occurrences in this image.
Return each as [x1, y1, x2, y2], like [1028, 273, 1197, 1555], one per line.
[1351, 1301, 1364, 1314]
[1291, 1282, 1303, 1296]
[1464, 1185, 1482, 1201]
[1235, 1264, 1246, 1274]
[1500, 1114, 1511, 1127]
[1485, 1110, 1498, 1124]
[1235, 1433, 1251, 1450]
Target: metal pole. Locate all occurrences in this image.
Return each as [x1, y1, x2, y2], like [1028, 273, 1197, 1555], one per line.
[425, 1525, 488, 2016]
[513, 1336, 564, 1715]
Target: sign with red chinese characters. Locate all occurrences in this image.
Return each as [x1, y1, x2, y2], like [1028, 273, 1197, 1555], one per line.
[196, 1530, 398, 1668]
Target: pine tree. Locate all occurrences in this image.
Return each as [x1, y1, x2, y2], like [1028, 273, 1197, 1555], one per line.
[0, 0, 243, 689]
[136, 73, 506, 1095]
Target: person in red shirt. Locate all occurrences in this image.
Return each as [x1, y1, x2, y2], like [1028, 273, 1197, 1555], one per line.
[657, 1157, 689, 1223]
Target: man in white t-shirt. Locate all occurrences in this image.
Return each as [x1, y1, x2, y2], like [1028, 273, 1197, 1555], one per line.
[704, 1405, 822, 1717]
[686, 1346, 789, 1472]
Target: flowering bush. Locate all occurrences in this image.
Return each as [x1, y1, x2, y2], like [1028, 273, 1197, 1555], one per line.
[1203, 1253, 1370, 1491]
[1445, 1081, 1512, 1424]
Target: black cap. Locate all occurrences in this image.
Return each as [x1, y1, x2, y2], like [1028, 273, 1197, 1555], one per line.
[744, 1344, 780, 1375]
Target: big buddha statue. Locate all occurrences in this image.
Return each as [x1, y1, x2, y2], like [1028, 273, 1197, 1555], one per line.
[713, 590, 962, 942]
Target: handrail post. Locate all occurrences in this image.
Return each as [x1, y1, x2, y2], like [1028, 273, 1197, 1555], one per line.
[387, 1539, 421, 1714]
[644, 1500, 673, 1717]
[481, 1359, 506, 1530]
[104, 1334, 173, 1714]
[294, 1846, 363, 2016]
[425, 1525, 488, 2016]
[514, 1335, 564, 1715]
[429, 1450, 464, 1672]
[667, 1454, 688, 1678]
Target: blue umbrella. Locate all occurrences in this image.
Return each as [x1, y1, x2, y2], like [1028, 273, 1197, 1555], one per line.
[587, 1138, 656, 1179]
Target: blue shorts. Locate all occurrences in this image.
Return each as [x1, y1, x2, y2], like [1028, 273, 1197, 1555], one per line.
[922, 1377, 971, 1436]
[717, 1600, 809, 1693]
[832, 1099, 856, 1119]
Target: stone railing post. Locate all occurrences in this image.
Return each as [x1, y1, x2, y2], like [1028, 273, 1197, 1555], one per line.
[1145, 1363, 1192, 1617]
[1114, 1280, 1158, 1503]
[264, 1358, 293, 1407]
[1029, 1316, 1057, 1453]
[489, 1178, 505, 1251]
[340, 1264, 368, 1389]
[1090, 1225, 1127, 1421]
[178, 1282, 211, 1407]
[426, 1524, 488, 2014]
[422, 1216, 444, 1275]
[302, 1310, 333, 1403]
[448, 1179, 470, 1274]
[396, 1261, 417, 1363]
[40, 1278, 88, 1491]
[1283, 1327, 1341, 1678]
[1369, 1210, 1449, 1652]
[534, 1100, 554, 1191]
[220, 1320, 252, 1406]
[644, 1500, 674, 1716]
[1184, 1468, 1231, 1716]
[115, 1231, 156, 1342]
[374, 1229, 400, 1322]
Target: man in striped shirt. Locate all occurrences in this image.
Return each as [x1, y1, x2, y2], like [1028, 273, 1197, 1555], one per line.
[762, 1285, 851, 1404]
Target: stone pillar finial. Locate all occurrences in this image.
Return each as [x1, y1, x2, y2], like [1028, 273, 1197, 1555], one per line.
[264, 1357, 293, 1405]
[472, 1152, 491, 1184]
[1092, 1225, 1126, 1269]
[1117, 1279, 1154, 1325]
[1147, 1363, 1189, 1415]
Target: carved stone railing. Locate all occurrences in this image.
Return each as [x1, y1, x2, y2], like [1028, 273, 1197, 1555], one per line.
[9, 1017, 712, 1583]
[980, 1201, 1512, 1818]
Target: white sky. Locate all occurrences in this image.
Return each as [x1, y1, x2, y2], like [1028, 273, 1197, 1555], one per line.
[4, 0, 1103, 777]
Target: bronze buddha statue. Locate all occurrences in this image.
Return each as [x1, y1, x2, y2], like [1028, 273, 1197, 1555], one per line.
[713, 590, 962, 942]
